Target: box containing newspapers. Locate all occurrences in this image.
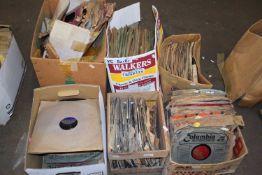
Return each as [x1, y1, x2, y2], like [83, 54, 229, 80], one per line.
[107, 91, 169, 174]
[105, 2, 163, 93]
[25, 84, 107, 175]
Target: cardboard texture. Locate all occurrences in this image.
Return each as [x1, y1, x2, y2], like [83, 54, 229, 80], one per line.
[0, 25, 26, 125]
[159, 34, 212, 102]
[222, 19, 262, 107]
[28, 100, 102, 154]
[25, 84, 107, 175]
[105, 3, 163, 93]
[49, 20, 92, 61]
[107, 92, 169, 174]
[31, 0, 107, 98]
[164, 127, 248, 175]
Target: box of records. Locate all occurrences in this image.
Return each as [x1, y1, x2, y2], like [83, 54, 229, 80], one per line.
[25, 84, 107, 175]
[107, 92, 169, 174]
[31, 0, 116, 98]
[159, 34, 212, 102]
[164, 89, 248, 175]
[0, 25, 26, 125]
[105, 2, 163, 92]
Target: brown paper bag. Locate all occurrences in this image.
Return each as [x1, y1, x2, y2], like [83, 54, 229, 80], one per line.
[223, 19, 262, 107]
[28, 99, 103, 154]
[159, 34, 212, 102]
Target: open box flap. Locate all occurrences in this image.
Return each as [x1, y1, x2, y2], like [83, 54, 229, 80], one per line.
[109, 2, 141, 30]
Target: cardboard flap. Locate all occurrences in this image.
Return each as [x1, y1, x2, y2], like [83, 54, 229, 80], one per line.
[233, 115, 245, 127]
[33, 84, 99, 101]
[152, 5, 163, 51]
[49, 20, 91, 61]
[57, 89, 80, 97]
[28, 99, 103, 154]
[109, 2, 141, 30]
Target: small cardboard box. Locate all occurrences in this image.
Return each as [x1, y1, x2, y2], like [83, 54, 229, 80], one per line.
[0, 25, 26, 125]
[25, 84, 107, 175]
[105, 2, 163, 93]
[31, 0, 107, 97]
[159, 34, 213, 102]
[107, 91, 169, 174]
[164, 127, 248, 175]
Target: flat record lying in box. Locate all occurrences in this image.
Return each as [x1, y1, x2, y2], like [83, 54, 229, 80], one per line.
[28, 99, 102, 154]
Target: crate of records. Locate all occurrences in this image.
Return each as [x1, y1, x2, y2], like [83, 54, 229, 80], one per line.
[25, 84, 107, 175]
[107, 91, 169, 174]
[0, 25, 25, 125]
[164, 89, 248, 175]
[105, 2, 163, 92]
[31, 0, 115, 98]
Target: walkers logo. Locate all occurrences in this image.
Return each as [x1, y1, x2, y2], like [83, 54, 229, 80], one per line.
[107, 55, 155, 73]
[106, 52, 158, 83]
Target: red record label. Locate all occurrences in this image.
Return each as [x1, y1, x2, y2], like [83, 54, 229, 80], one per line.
[191, 144, 211, 160]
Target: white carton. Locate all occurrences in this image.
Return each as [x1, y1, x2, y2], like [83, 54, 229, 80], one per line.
[25, 84, 107, 175]
[0, 26, 26, 125]
[105, 2, 163, 92]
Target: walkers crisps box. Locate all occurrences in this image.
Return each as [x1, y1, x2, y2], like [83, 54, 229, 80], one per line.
[105, 2, 163, 92]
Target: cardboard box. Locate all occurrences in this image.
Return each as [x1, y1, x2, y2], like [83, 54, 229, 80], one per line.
[159, 34, 213, 102]
[31, 0, 107, 98]
[107, 91, 169, 174]
[164, 127, 248, 175]
[105, 2, 163, 93]
[25, 84, 107, 175]
[0, 25, 26, 125]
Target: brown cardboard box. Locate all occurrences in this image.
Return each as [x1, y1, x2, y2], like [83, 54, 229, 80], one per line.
[107, 91, 170, 174]
[164, 127, 248, 175]
[31, 0, 107, 98]
[25, 84, 108, 175]
[159, 34, 212, 102]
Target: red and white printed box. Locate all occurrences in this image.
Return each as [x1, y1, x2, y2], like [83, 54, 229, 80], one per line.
[105, 2, 163, 92]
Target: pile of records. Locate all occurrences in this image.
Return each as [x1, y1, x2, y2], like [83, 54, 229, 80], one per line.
[108, 24, 154, 57]
[159, 40, 198, 82]
[109, 96, 161, 168]
[167, 89, 243, 164]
